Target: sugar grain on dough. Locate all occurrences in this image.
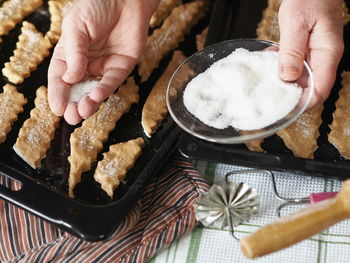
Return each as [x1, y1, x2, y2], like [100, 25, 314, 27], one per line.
[183, 48, 302, 130]
[68, 80, 99, 103]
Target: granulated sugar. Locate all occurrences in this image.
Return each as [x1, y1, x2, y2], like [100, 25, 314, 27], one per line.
[68, 80, 99, 103]
[23, 29, 39, 45]
[183, 48, 302, 130]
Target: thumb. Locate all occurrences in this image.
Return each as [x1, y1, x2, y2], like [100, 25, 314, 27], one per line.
[61, 16, 89, 84]
[278, 16, 309, 82]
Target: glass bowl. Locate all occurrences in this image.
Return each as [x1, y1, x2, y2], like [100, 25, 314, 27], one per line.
[166, 39, 314, 144]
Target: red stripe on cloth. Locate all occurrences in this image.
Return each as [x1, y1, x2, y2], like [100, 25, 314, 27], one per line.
[141, 200, 195, 243]
[0, 201, 13, 260]
[11, 179, 21, 191]
[11, 204, 23, 256]
[45, 220, 52, 245]
[1, 156, 209, 263]
[112, 200, 142, 239]
[41, 238, 64, 263]
[18, 208, 30, 253]
[141, 167, 204, 242]
[29, 212, 40, 249]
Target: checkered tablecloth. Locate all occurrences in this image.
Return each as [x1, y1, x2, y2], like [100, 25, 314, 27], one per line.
[150, 161, 350, 263]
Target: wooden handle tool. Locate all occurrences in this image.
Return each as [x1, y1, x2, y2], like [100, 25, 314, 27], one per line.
[240, 179, 350, 259]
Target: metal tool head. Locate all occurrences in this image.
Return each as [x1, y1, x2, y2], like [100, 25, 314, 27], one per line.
[194, 180, 260, 240]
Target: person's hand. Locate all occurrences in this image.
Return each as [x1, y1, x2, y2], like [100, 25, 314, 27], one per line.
[48, 0, 159, 125]
[278, 0, 344, 107]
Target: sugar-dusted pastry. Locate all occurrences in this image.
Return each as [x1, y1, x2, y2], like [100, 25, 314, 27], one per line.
[196, 26, 208, 51]
[138, 1, 208, 82]
[46, 0, 74, 44]
[150, 0, 182, 28]
[0, 0, 43, 41]
[0, 85, 27, 144]
[329, 72, 350, 159]
[276, 105, 323, 159]
[142, 50, 186, 137]
[68, 77, 139, 198]
[2, 21, 52, 84]
[256, 0, 280, 42]
[94, 138, 145, 198]
[13, 86, 61, 169]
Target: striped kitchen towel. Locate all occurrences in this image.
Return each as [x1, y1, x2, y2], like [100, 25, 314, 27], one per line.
[0, 155, 209, 263]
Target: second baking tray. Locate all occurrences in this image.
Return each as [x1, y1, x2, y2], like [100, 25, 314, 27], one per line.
[179, 0, 350, 181]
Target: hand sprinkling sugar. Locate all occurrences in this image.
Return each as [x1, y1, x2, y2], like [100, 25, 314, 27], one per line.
[183, 48, 302, 130]
[68, 80, 99, 103]
[47, 0, 160, 125]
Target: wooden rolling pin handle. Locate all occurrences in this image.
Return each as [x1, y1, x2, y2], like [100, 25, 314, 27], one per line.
[240, 180, 350, 259]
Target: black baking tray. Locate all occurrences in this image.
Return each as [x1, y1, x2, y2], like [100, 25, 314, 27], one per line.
[0, 1, 209, 241]
[179, 0, 350, 180]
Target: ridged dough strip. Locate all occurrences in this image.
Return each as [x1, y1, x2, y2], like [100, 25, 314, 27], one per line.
[68, 77, 139, 197]
[94, 138, 145, 198]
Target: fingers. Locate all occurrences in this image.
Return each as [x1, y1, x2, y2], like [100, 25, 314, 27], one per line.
[88, 54, 135, 102]
[74, 54, 136, 120]
[61, 16, 89, 84]
[278, 2, 310, 81]
[90, 67, 130, 103]
[65, 66, 126, 122]
[305, 6, 344, 107]
[64, 102, 82, 125]
[77, 67, 130, 119]
[307, 46, 343, 108]
[48, 46, 71, 116]
[48, 12, 89, 118]
[78, 95, 99, 120]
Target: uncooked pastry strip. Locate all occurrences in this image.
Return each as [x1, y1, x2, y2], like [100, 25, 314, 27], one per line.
[245, 139, 264, 153]
[257, 0, 349, 42]
[2, 21, 52, 84]
[0, 0, 43, 41]
[138, 1, 208, 82]
[150, 0, 182, 28]
[68, 77, 139, 197]
[0, 85, 27, 143]
[239, 130, 264, 152]
[94, 138, 145, 198]
[276, 105, 323, 159]
[196, 26, 208, 51]
[46, 0, 73, 44]
[328, 72, 350, 159]
[13, 86, 61, 169]
[142, 50, 186, 137]
[256, 0, 280, 42]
